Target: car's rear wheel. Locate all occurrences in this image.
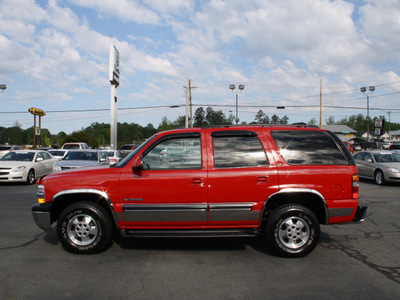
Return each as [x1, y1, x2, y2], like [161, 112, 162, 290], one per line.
[57, 201, 112, 254]
[264, 204, 320, 258]
[375, 170, 386, 185]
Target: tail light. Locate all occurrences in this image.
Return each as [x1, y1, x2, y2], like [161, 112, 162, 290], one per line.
[352, 174, 359, 199]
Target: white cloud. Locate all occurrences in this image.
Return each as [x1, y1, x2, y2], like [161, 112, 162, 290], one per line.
[67, 0, 160, 24]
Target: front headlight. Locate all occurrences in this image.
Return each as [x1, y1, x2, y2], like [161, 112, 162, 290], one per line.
[53, 165, 61, 172]
[386, 167, 400, 173]
[12, 166, 26, 172]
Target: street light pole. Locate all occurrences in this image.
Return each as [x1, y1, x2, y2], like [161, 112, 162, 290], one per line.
[230, 84, 244, 124]
[360, 86, 375, 141]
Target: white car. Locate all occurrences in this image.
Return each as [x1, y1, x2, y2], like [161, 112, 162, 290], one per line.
[0, 145, 23, 158]
[48, 149, 69, 160]
[0, 150, 58, 184]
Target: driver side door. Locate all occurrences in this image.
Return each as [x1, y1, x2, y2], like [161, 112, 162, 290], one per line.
[119, 132, 208, 228]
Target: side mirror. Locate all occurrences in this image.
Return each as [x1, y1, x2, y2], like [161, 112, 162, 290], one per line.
[132, 156, 143, 171]
[367, 158, 373, 163]
[36, 157, 43, 162]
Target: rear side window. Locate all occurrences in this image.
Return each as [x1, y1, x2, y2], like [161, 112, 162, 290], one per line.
[213, 135, 268, 168]
[271, 130, 348, 165]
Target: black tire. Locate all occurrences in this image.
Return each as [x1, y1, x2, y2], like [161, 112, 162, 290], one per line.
[57, 201, 112, 254]
[264, 204, 320, 258]
[375, 170, 386, 185]
[26, 169, 35, 185]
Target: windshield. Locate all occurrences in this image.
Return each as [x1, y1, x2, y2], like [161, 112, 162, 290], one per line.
[48, 150, 66, 156]
[113, 135, 157, 168]
[0, 152, 34, 161]
[373, 153, 400, 163]
[0, 146, 11, 151]
[63, 144, 80, 149]
[63, 151, 98, 161]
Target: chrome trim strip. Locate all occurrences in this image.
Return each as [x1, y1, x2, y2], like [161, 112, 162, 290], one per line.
[51, 189, 120, 228]
[122, 204, 208, 222]
[124, 198, 143, 201]
[123, 204, 207, 211]
[209, 203, 253, 211]
[263, 188, 329, 224]
[209, 203, 258, 221]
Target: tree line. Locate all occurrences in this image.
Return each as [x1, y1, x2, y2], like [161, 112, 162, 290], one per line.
[1, 107, 397, 149]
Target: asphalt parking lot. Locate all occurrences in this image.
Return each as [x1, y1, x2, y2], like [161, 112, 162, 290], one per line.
[0, 180, 399, 299]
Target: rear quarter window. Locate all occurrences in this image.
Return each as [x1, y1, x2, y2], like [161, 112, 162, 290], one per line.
[213, 135, 268, 168]
[271, 130, 348, 165]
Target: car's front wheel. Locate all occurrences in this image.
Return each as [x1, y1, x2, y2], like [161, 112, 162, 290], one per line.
[26, 169, 35, 184]
[375, 170, 386, 185]
[264, 204, 320, 258]
[57, 201, 112, 254]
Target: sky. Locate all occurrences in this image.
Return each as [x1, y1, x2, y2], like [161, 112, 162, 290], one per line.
[1, 0, 400, 135]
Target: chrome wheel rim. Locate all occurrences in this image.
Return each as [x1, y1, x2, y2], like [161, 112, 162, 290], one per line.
[67, 214, 98, 246]
[376, 172, 383, 185]
[28, 171, 35, 184]
[278, 216, 310, 250]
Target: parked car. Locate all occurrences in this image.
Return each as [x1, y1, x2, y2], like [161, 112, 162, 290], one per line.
[102, 150, 121, 164]
[61, 142, 89, 150]
[343, 141, 354, 153]
[360, 141, 379, 150]
[353, 150, 400, 185]
[48, 149, 68, 160]
[388, 144, 400, 151]
[53, 149, 107, 171]
[0, 150, 58, 184]
[32, 125, 366, 257]
[0, 145, 23, 158]
[119, 144, 139, 158]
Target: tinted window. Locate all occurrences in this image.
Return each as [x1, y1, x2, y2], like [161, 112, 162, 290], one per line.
[271, 130, 348, 165]
[213, 136, 268, 168]
[143, 137, 201, 170]
[63, 151, 98, 161]
[63, 144, 80, 149]
[0, 152, 35, 161]
[42, 152, 51, 160]
[353, 152, 365, 160]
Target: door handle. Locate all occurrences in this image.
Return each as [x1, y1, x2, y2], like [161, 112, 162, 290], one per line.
[256, 176, 269, 184]
[190, 178, 204, 185]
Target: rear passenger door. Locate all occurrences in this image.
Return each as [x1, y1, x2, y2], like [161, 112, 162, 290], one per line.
[206, 129, 279, 227]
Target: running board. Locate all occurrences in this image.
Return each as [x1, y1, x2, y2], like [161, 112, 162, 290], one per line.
[121, 228, 259, 238]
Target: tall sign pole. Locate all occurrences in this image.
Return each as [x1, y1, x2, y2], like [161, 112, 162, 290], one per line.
[109, 45, 120, 150]
[28, 108, 46, 148]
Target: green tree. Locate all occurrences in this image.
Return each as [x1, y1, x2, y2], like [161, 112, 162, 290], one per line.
[194, 107, 206, 127]
[205, 107, 226, 125]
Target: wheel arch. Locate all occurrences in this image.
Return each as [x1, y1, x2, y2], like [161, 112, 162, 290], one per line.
[261, 188, 328, 225]
[49, 189, 119, 229]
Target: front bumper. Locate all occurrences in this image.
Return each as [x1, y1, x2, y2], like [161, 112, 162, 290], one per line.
[353, 203, 368, 222]
[32, 202, 53, 232]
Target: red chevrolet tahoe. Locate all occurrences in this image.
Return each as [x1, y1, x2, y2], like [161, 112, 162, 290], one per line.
[32, 125, 367, 257]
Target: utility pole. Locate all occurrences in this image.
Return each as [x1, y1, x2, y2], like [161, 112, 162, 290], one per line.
[319, 79, 322, 128]
[184, 79, 196, 128]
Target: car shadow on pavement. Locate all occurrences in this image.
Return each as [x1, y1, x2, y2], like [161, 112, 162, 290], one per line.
[113, 231, 276, 255]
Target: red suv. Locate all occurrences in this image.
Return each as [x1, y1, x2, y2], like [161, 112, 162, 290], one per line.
[32, 125, 367, 257]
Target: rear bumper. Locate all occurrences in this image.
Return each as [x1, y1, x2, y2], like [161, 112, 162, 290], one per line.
[353, 203, 368, 223]
[32, 202, 53, 232]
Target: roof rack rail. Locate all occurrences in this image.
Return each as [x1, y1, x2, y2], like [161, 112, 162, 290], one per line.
[201, 123, 319, 129]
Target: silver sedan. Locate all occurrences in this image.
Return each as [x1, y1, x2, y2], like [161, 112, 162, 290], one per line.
[353, 150, 400, 185]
